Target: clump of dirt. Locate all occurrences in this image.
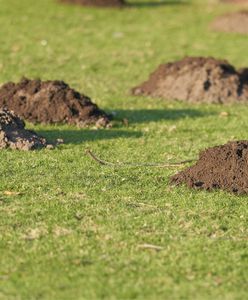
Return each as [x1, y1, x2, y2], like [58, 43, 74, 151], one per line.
[131, 57, 248, 104]
[0, 108, 51, 151]
[0, 78, 110, 127]
[212, 11, 248, 34]
[171, 141, 248, 194]
[59, 0, 125, 7]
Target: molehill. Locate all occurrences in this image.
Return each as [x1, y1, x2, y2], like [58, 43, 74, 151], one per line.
[221, 0, 248, 4]
[132, 57, 248, 104]
[0, 109, 51, 151]
[171, 141, 248, 194]
[212, 11, 248, 35]
[0, 78, 110, 127]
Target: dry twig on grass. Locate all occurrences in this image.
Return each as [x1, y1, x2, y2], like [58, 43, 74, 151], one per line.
[138, 244, 164, 251]
[86, 149, 195, 168]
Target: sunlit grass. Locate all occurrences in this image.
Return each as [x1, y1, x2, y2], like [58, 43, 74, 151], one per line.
[0, 0, 247, 299]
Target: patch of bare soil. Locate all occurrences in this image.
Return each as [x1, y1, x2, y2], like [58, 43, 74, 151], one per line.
[212, 10, 248, 34]
[0, 78, 110, 127]
[171, 141, 248, 194]
[0, 109, 51, 151]
[132, 57, 248, 104]
[221, 0, 248, 4]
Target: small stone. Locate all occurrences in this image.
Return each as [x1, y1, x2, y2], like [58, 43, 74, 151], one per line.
[56, 138, 64, 144]
[46, 144, 54, 150]
[219, 111, 229, 117]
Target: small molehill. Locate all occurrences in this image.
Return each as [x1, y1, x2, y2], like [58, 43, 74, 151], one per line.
[132, 57, 248, 104]
[212, 11, 248, 34]
[0, 78, 110, 127]
[0, 109, 51, 151]
[59, 0, 125, 7]
[171, 141, 248, 194]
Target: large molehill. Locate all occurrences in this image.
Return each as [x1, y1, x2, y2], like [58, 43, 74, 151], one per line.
[0, 78, 110, 127]
[132, 57, 248, 104]
[171, 141, 248, 194]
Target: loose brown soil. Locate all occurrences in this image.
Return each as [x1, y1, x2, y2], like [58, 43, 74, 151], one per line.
[171, 141, 248, 194]
[132, 57, 248, 104]
[59, 0, 125, 7]
[0, 78, 110, 127]
[221, 0, 248, 4]
[212, 11, 248, 34]
[0, 109, 51, 151]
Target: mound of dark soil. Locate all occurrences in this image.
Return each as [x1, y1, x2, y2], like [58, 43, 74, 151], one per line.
[0, 78, 110, 127]
[171, 141, 248, 194]
[132, 57, 248, 104]
[0, 109, 51, 151]
[59, 0, 125, 7]
[212, 11, 248, 34]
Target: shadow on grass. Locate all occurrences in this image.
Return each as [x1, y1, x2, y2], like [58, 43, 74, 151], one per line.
[113, 108, 211, 123]
[36, 108, 208, 144]
[37, 129, 142, 145]
[127, 0, 188, 7]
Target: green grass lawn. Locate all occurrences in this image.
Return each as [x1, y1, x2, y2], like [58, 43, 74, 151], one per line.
[0, 0, 248, 299]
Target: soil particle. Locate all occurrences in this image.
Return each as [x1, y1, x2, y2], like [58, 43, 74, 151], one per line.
[170, 141, 248, 194]
[0, 78, 110, 127]
[212, 10, 248, 34]
[59, 0, 125, 7]
[0, 109, 51, 151]
[132, 57, 248, 104]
